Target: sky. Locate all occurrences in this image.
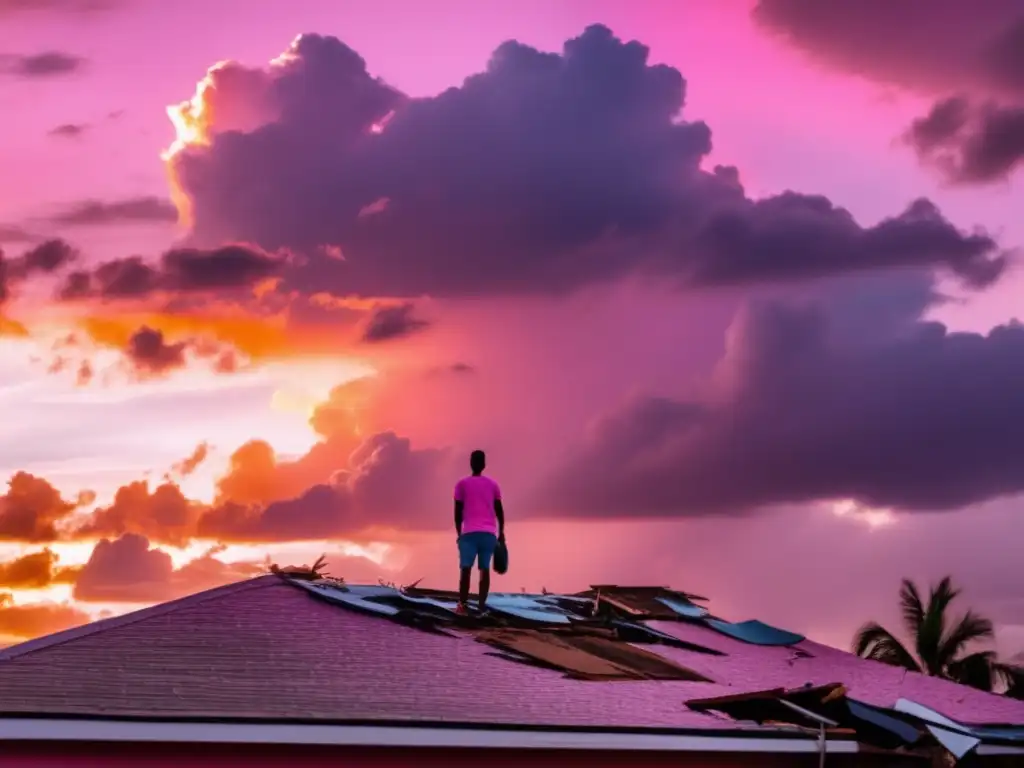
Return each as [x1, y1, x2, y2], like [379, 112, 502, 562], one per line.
[0, 0, 1022, 655]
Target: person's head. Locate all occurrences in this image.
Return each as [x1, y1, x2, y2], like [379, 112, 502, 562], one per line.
[469, 450, 486, 475]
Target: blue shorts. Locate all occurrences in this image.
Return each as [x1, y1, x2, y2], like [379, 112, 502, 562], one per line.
[458, 531, 498, 570]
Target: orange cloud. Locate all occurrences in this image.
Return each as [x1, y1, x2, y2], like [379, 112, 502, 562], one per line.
[0, 549, 80, 589]
[0, 593, 89, 643]
[0, 473, 85, 543]
[170, 442, 210, 478]
[79, 305, 356, 361]
[75, 481, 201, 548]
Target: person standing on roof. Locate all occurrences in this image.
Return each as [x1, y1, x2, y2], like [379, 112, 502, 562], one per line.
[454, 449, 505, 614]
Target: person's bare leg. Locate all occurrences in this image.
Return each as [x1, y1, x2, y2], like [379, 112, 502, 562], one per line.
[478, 568, 490, 609]
[459, 567, 472, 607]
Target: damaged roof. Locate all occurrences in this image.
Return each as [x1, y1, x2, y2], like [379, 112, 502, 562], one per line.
[0, 573, 1021, 761]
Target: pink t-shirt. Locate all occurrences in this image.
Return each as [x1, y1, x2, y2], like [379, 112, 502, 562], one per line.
[454, 475, 501, 536]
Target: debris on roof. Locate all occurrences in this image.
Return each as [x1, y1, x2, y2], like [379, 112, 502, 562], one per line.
[272, 565, 1024, 764]
[476, 628, 712, 681]
[704, 618, 806, 646]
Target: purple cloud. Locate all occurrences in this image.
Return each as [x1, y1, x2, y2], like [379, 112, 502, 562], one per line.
[167, 26, 1008, 299]
[539, 276, 1024, 516]
[58, 243, 285, 300]
[753, 0, 1024, 184]
[360, 303, 430, 343]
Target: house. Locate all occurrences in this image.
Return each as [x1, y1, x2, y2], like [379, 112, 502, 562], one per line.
[0, 572, 1021, 767]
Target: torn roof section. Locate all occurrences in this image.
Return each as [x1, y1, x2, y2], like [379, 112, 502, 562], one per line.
[0, 573, 1020, 765]
[287, 574, 1024, 763]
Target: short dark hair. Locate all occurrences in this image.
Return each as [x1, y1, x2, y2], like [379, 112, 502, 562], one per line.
[470, 450, 486, 468]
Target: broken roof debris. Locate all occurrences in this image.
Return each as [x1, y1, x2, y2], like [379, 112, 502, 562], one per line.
[285, 566, 1024, 763]
[0, 560, 1020, 764]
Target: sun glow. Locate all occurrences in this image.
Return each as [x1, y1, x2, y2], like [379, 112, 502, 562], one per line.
[831, 499, 895, 529]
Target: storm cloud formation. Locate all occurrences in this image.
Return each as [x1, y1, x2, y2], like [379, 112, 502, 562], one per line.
[167, 26, 1008, 299]
[58, 243, 285, 300]
[0, 239, 77, 303]
[124, 326, 187, 376]
[542, 280, 1024, 517]
[198, 431, 453, 542]
[753, 0, 1024, 183]
[360, 303, 430, 343]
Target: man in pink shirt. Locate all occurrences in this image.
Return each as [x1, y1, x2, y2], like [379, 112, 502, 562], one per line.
[453, 450, 505, 614]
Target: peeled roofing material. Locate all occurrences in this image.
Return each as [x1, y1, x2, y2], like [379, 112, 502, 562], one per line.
[704, 618, 805, 646]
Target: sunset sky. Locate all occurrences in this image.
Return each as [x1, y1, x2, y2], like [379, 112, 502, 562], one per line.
[0, 0, 1022, 654]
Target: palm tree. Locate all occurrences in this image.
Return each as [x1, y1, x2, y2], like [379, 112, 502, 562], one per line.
[853, 576, 1024, 696]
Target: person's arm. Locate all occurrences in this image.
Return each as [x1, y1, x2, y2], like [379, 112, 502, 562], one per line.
[494, 499, 505, 541]
[493, 481, 505, 540]
[454, 480, 464, 537]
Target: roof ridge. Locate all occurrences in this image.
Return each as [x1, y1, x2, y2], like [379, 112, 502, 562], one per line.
[0, 574, 279, 663]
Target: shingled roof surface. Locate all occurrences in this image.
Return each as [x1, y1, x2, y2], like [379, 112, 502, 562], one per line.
[0, 574, 1021, 739]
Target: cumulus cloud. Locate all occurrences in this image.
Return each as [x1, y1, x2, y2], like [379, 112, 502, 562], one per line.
[0, 51, 83, 78]
[540, 274, 1024, 517]
[75, 481, 201, 547]
[199, 431, 453, 542]
[124, 325, 187, 376]
[753, 0, 1024, 183]
[165, 26, 1007, 299]
[0, 549, 80, 589]
[0, 473, 83, 542]
[68, 382, 453, 545]
[906, 97, 1024, 184]
[72, 533, 260, 603]
[57, 243, 285, 301]
[47, 196, 178, 227]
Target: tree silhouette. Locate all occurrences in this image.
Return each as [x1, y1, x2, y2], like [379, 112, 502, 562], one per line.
[853, 576, 1024, 697]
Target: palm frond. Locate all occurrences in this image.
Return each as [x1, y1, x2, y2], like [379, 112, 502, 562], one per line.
[937, 610, 994, 669]
[918, 576, 961, 675]
[898, 578, 925, 637]
[853, 621, 921, 672]
[947, 651, 996, 691]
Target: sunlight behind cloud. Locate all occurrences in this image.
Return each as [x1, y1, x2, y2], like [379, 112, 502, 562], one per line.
[831, 499, 895, 529]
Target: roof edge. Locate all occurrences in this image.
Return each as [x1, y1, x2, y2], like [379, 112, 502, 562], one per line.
[0, 717, 860, 753]
[0, 575, 278, 662]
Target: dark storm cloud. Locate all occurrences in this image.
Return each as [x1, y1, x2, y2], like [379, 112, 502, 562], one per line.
[906, 97, 1024, 184]
[360, 303, 430, 343]
[124, 326, 187, 376]
[0, 239, 78, 303]
[57, 243, 286, 300]
[540, 281, 1024, 517]
[167, 26, 1008, 299]
[753, 0, 1024, 184]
